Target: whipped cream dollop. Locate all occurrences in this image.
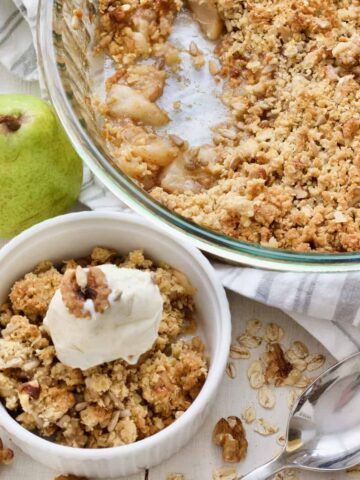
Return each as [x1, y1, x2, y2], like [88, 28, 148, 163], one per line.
[44, 264, 163, 370]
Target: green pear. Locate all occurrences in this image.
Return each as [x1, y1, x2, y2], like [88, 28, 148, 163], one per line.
[0, 94, 83, 237]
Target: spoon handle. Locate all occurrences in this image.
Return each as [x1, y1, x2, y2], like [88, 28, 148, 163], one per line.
[241, 456, 285, 480]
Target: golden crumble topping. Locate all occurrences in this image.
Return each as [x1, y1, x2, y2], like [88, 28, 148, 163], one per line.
[97, 0, 360, 252]
[0, 248, 207, 448]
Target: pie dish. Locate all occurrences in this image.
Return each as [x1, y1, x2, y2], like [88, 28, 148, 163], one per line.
[37, 0, 360, 271]
[0, 212, 230, 478]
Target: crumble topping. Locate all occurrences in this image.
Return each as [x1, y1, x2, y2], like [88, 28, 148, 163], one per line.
[0, 248, 207, 448]
[97, 0, 360, 252]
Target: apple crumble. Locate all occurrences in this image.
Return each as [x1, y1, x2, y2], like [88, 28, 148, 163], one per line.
[0, 247, 207, 448]
[97, 0, 360, 252]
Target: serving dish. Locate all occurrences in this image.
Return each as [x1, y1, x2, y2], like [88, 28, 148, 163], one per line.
[0, 211, 231, 478]
[37, 0, 360, 272]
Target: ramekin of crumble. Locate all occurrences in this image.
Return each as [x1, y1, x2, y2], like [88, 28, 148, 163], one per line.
[0, 211, 230, 478]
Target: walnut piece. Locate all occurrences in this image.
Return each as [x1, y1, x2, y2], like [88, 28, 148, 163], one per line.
[60, 267, 111, 318]
[213, 416, 248, 463]
[262, 343, 293, 386]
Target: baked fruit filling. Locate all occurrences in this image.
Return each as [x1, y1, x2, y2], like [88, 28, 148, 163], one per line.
[97, 0, 360, 252]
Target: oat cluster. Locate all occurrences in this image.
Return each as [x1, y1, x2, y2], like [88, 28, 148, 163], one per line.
[0, 248, 207, 448]
[97, 0, 360, 252]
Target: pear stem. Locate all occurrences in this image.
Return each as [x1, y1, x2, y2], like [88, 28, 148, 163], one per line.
[0, 115, 21, 132]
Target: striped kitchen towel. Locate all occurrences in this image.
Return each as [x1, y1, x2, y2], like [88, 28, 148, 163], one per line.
[1, 0, 360, 361]
[0, 0, 38, 81]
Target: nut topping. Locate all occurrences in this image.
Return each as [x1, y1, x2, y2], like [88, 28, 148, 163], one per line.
[60, 267, 111, 318]
[19, 380, 40, 400]
[213, 416, 248, 463]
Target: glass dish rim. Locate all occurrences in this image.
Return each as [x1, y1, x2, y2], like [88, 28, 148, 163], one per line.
[37, 0, 360, 272]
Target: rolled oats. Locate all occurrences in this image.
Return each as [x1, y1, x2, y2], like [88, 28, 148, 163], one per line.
[230, 344, 250, 359]
[242, 406, 256, 424]
[258, 386, 276, 409]
[287, 390, 299, 410]
[249, 372, 265, 389]
[247, 360, 263, 378]
[237, 333, 262, 349]
[289, 358, 307, 372]
[291, 342, 309, 360]
[226, 361, 236, 379]
[273, 470, 299, 480]
[167, 474, 185, 480]
[264, 323, 284, 344]
[212, 467, 239, 480]
[306, 354, 326, 371]
[245, 319, 263, 336]
[254, 418, 279, 436]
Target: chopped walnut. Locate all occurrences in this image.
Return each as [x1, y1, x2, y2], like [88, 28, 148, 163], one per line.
[262, 343, 293, 386]
[60, 267, 111, 318]
[213, 416, 248, 463]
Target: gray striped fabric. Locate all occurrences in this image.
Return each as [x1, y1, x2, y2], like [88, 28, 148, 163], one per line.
[1, 0, 360, 361]
[0, 0, 38, 81]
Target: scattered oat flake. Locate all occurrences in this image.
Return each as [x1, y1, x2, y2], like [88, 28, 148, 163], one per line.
[291, 341, 309, 359]
[230, 344, 250, 359]
[167, 474, 185, 480]
[247, 360, 263, 378]
[264, 323, 284, 343]
[273, 470, 299, 480]
[306, 353, 326, 371]
[254, 417, 279, 436]
[226, 361, 236, 379]
[289, 357, 307, 372]
[250, 371, 265, 389]
[258, 385, 276, 409]
[277, 434, 286, 447]
[242, 406, 256, 424]
[237, 333, 262, 349]
[212, 467, 239, 480]
[287, 390, 299, 410]
[246, 318, 263, 335]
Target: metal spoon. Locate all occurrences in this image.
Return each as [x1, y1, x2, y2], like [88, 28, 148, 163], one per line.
[242, 351, 360, 479]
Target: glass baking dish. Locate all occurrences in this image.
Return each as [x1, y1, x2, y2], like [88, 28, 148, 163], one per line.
[37, 0, 360, 272]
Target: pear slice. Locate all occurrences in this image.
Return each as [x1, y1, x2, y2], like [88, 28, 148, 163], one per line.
[107, 85, 169, 127]
[187, 0, 224, 41]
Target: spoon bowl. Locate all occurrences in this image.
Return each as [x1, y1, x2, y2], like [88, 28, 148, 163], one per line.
[242, 351, 360, 479]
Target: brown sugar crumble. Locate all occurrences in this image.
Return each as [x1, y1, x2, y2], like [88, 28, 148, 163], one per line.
[96, 0, 360, 253]
[0, 247, 208, 448]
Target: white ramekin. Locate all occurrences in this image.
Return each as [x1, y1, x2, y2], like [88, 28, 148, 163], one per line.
[0, 212, 231, 478]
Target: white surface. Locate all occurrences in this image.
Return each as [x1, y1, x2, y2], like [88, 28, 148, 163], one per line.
[0, 66, 350, 480]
